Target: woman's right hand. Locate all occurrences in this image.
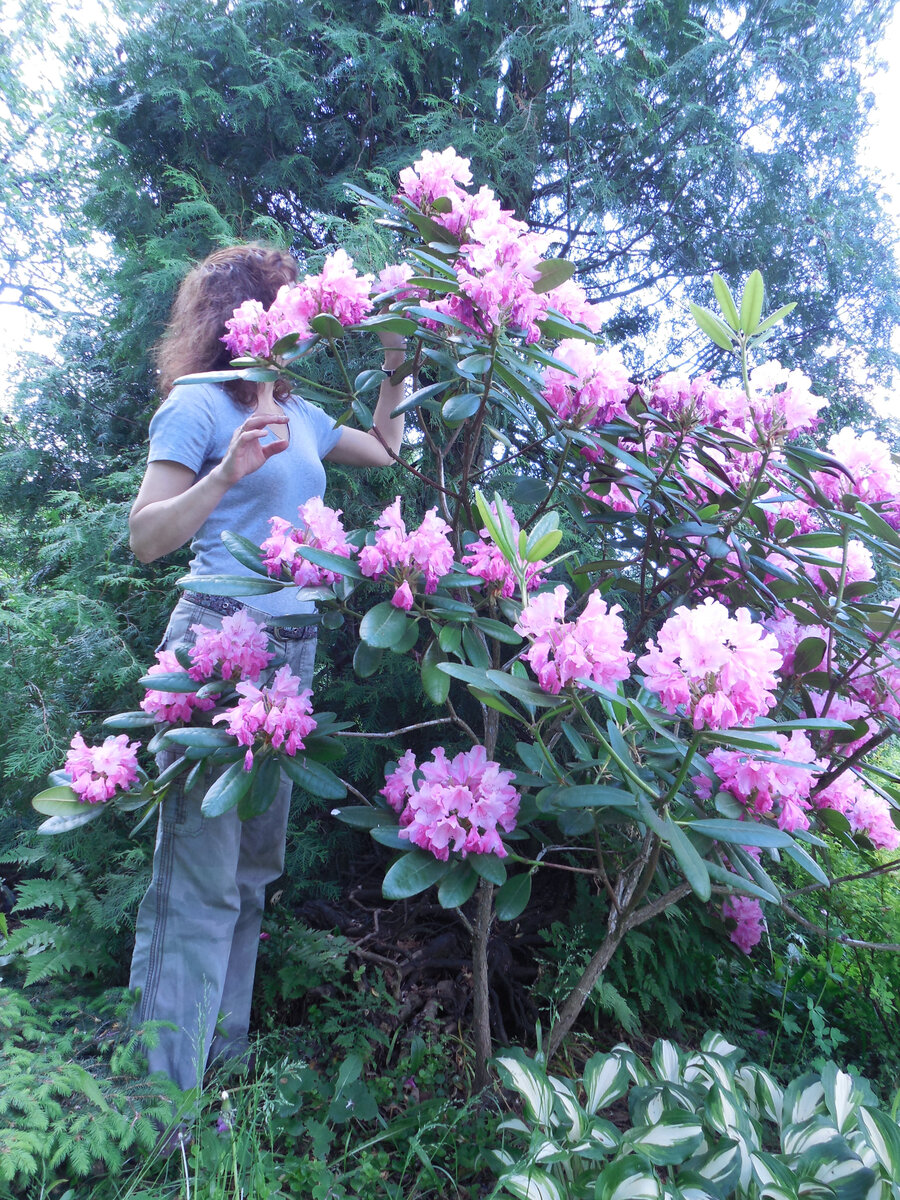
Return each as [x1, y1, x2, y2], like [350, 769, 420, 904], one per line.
[215, 412, 290, 487]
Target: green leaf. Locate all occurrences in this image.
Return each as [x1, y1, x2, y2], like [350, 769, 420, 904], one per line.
[354, 368, 385, 394]
[103, 711, 158, 730]
[280, 756, 346, 800]
[712, 272, 740, 329]
[753, 301, 797, 337]
[550, 784, 637, 810]
[201, 761, 255, 817]
[739, 270, 765, 333]
[291, 543, 363, 580]
[369, 826, 408, 850]
[472, 617, 522, 645]
[239, 754, 281, 819]
[496, 1169, 567, 1200]
[32, 785, 83, 814]
[595, 1154, 661, 1200]
[177, 573, 283, 596]
[221, 530, 270, 576]
[684, 818, 792, 849]
[358, 313, 418, 336]
[437, 862, 479, 908]
[330, 806, 391, 830]
[137, 670, 199, 693]
[665, 819, 711, 900]
[793, 636, 827, 674]
[469, 853, 507, 886]
[421, 639, 451, 703]
[174, 368, 279, 385]
[526, 530, 563, 561]
[360, 602, 411, 648]
[382, 850, 450, 899]
[160, 727, 235, 750]
[309, 312, 345, 339]
[353, 641, 383, 678]
[623, 1112, 704, 1166]
[494, 872, 532, 920]
[37, 806, 107, 834]
[532, 258, 576, 294]
[391, 378, 454, 416]
[689, 302, 735, 351]
[442, 391, 483, 422]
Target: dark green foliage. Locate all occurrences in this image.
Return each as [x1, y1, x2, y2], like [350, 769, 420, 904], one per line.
[0, 987, 176, 1197]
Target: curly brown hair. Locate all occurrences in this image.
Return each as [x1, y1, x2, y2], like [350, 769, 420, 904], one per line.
[155, 243, 298, 406]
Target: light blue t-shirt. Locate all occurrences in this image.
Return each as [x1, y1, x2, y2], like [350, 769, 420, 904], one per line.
[147, 383, 342, 616]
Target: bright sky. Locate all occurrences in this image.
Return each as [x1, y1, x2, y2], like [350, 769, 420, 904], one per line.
[1, 3, 899, 417]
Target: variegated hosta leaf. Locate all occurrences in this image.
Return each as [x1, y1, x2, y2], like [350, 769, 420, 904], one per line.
[704, 1083, 757, 1144]
[782, 1114, 844, 1158]
[623, 1112, 705, 1166]
[857, 1107, 900, 1182]
[652, 1039, 684, 1085]
[801, 1143, 876, 1200]
[550, 1077, 587, 1143]
[752, 1148, 801, 1194]
[498, 1166, 568, 1200]
[782, 1072, 826, 1128]
[585, 1117, 620, 1155]
[495, 1050, 555, 1129]
[630, 1085, 669, 1128]
[684, 1136, 742, 1193]
[675, 1168, 736, 1200]
[821, 1062, 864, 1136]
[533, 1138, 568, 1165]
[594, 1153, 661, 1200]
[583, 1052, 629, 1115]
[737, 1064, 784, 1126]
[499, 1118, 533, 1136]
[611, 1043, 653, 1087]
[699, 1031, 744, 1066]
[686, 1053, 734, 1095]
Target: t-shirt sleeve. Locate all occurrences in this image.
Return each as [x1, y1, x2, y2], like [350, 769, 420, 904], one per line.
[147, 385, 217, 473]
[303, 399, 342, 459]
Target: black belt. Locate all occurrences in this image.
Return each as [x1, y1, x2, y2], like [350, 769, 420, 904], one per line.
[183, 592, 318, 641]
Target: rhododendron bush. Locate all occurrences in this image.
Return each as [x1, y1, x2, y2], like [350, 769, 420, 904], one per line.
[32, 149, 900, 1078]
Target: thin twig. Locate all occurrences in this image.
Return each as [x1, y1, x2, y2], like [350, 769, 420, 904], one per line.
[785, 857, 900, 898]
[340, 718, 455, 739]
[781, 902, 900, 953]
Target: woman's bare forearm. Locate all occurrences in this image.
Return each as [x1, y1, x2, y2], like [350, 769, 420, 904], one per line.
[129, 465, 231, 562]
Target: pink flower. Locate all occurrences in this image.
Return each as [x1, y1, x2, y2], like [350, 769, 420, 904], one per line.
[382, 745, 520, 861]
[732, 361, 826, 439]
[140, 650, 217, 724]
[392, 580, 415, 611]
[213, 665, 317, 769]
[397, 147, 474, 213]
[697, 733, 819, 832]
[461, 501, 547, 598]
[544, 278, 603, 333]
[65, 732, 140, 805]
[541, 339, 633, 426]
[804, 539, 875, 593]
[764, 609, 828, 676]
[637, 599, 782, 729]
[722, 895, 765, 954]
[515, 585, 633, 695]
[188, 610, 273, 683]
[221, 299, 278, 359]
[812, 427, 900, 521]
[261, 497, 355, 587]
[814, 772, 900, 850]
[375, 262, 428, 301]
[648, 372, 736, 428]
[359, 497, 454, 600]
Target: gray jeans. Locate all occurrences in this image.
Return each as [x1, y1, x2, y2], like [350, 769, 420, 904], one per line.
[129, 597, 317, 1089]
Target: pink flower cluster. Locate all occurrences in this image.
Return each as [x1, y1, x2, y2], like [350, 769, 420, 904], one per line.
[696, 733, 819, 833]
[812, 427, 900, 523]
[213, 665, 317, 770]
[764, 609, 828, 677]
[461, 501, 547, 598]
[638, 599, 782, 730]
[140, 650, 217, 724]
[359, 497, 455, 609]
[189, 610, 273, 682]
[722, 895, 765, 954]
[222, 250, 374, 357]
[397, 148, 601, 341]
[541, 339, 633, 427]
[514, 585, 633, 695]
[382, 744, 520, 860]
[803, 539, 875, 594]
[65, 732, 140, 805]
[735, 361, 827, 439]
[814, 771, 900, 849]
[261, 497, 355, 587]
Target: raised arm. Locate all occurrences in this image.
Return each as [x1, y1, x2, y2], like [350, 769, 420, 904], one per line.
[325, 334, 406, 468]
[129, 411, 288, 562]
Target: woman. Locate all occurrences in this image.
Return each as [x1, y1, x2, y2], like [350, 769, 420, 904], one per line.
[128, 244, 405, 1089]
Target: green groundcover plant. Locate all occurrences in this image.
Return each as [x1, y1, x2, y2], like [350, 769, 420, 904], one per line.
[29, 148, 900, 1090]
